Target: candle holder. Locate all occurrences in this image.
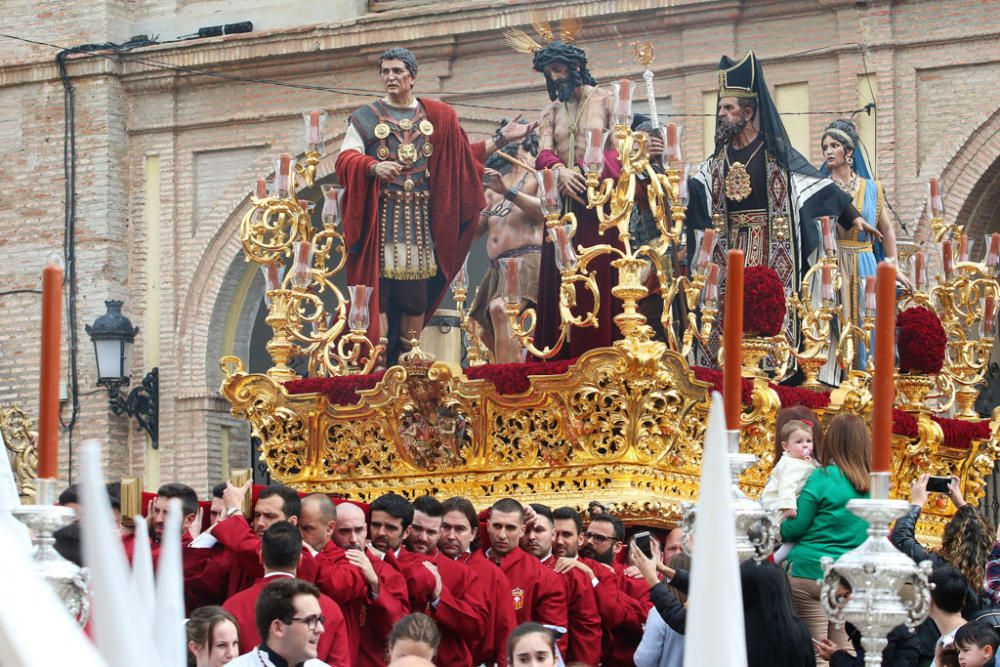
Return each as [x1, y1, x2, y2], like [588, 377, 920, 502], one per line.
[789, 255, 844, 389]
[450, 259, 490, 367]
[240, 163, 384, 378]
[504, 117, 692, 368]
[820, 472, 933, 667]
[681, 431, 781, 562]
[11, 478, 90, 626]
[930, 257, 1000, 419]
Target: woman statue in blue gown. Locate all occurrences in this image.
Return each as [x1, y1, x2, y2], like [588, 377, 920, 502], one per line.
[819, 119, 897, 371]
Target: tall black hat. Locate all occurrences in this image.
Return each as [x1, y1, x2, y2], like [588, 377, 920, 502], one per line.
[714, 50, 819, 177]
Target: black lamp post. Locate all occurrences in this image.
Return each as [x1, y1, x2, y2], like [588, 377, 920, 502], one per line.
[85, 300, 159, 448]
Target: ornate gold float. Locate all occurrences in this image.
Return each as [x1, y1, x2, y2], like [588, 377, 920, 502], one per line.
[220, 104, 1000, 541]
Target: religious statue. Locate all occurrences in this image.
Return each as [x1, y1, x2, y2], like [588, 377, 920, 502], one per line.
[818, 118, 897, 380]
[506, 24, 622, 358]
[335, 47, 534, 364]
[470, 120, 545, 363]
[686, 51, 882, 365]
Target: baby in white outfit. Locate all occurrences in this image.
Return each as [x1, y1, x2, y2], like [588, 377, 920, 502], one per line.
[761, 418, 819, 562]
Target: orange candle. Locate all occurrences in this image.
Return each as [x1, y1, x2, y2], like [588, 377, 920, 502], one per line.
[929, 177, 940, 200]
[588, 128, 603, 151]
[706, 263, 720, 301]
[864, 275, 877, 313]
[540, 168, 557, 195]
[942, 240, 953, 277]
[38, 260, 62, 479]
[665, 122, 679, 158]
[871, 262, 896, 473]
[617, 79, 631, 103]
[821, 265, 833, 300]
[697, 229, 715, 269]
[915, 251, 925, 288]
[308, 111, 321, 145]
[723, 249, 744, 431]
[985, 296, 996, 335]
[960, 233, 969, 262]
[991, 233, 1000, 257]
[616, 79, 632, 117]
[821, 216, 834, 253]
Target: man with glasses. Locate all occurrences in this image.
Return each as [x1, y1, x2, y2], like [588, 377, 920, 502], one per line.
[579, 512, 655, 666]
[224, 522, 350, 666]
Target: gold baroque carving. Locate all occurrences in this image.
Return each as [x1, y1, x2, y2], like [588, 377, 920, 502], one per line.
[0, 404, 37, 502]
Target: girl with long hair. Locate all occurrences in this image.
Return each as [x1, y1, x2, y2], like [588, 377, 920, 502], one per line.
[780, 413, 871, 661]
[894, 473, 993, 617]
[187, 606, 240, 667]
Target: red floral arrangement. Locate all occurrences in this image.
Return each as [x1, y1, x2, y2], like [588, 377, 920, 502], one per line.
[897, 306, 947, 374]
[742, 266, 786, 336]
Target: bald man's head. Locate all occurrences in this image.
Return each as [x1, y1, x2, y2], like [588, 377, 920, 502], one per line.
[333, 502, 367, 550]
[299, 493, 336, 552]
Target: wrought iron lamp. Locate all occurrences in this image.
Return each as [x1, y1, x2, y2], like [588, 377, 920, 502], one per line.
[85, 300, 158, 447]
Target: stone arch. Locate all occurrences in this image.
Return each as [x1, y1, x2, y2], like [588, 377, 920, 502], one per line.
[933, 108, 1000, 241]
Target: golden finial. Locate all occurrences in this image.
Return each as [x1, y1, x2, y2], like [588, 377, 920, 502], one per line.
[634, 41, 654, 68]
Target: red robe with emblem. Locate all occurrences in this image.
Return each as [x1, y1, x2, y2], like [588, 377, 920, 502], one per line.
[335, 98, 487, 339]
[211, 514, 319, 593]
[392, 549, 488, 667]
[489, 547, 569, 655]
[222, 574, 351, 667]
[541, 554, 602, 666]
[312, 541, 404, 667]
[585, 558, 652, 667]
[458, 550, 517, 667]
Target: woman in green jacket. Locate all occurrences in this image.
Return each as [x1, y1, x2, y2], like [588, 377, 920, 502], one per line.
[780, 413, 872, 659]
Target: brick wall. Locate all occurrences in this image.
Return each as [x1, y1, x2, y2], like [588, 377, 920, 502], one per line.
[2, 0, 999, 495]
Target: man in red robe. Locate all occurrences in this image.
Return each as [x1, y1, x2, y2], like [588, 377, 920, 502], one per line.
[321, 500, 409, 667]
[485, 498, 569, 655]
[207, 482, 320, 593]
[439, 496, 517, 667]
[571, 511, 652, 666]
[223, 522, 350, 666]
[524, 504, 602, 666]
[335, 46, 533, 362]
[400, 495, 489, 667]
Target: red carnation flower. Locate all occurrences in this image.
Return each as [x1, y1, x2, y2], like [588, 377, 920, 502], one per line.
[741, 266, 787, 337]
[897, 306, 947, 374]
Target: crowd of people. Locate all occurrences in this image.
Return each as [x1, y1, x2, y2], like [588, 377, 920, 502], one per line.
[50, 406, 1000, 667]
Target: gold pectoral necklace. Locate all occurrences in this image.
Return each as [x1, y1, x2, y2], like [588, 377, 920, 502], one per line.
[724, 139, 764, 202]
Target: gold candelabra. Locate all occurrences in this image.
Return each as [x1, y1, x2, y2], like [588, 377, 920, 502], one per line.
[788, 250, 846, 389]
[931, 256, 999, 419]
[450, 261, 491, 366]
[239, 112, 384, 379]
[504, 116, 699, 364]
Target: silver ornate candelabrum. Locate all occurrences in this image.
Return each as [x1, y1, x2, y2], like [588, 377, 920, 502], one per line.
[12, 478, 90, 625]
[820, 472, 932, 666]
[681, 431, 781, 562]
